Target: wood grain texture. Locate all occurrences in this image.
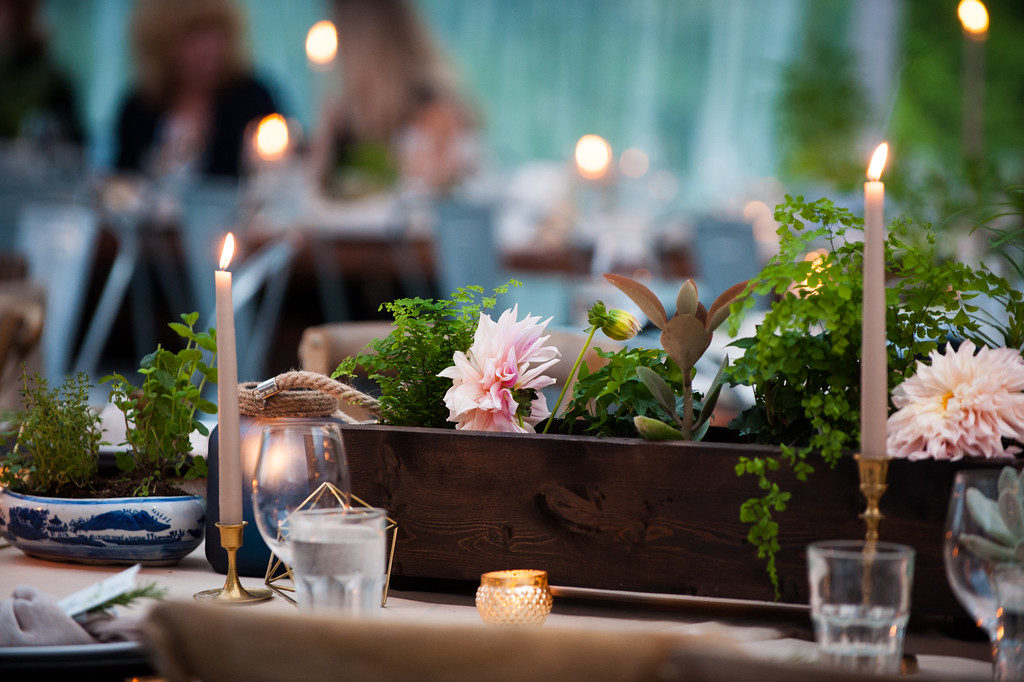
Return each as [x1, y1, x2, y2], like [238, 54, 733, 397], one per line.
[341, 424, 1008, 616]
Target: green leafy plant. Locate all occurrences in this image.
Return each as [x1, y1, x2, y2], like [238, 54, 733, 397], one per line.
[103, 312, 216, 496]
[966, 185, 1024, 350]
[604, 273, 747, 440]
[0, 372, 102, 495]
[728, 195, 1011, 597]
[543, 300, 641, 433]
[560, 347, 688, 438]
[332, 282, 519, 428]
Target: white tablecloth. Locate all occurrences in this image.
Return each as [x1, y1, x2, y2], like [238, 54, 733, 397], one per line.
[0, 545, 992, 680]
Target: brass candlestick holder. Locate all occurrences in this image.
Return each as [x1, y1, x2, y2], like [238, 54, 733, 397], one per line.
[855, 454, 890, 544]
[194, 522, 273, 603]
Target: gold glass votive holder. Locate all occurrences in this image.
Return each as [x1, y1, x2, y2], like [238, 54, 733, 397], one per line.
[475, 570, 553, 626]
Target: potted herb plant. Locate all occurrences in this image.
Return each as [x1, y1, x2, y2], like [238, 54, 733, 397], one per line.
[0, 313, 215, 565]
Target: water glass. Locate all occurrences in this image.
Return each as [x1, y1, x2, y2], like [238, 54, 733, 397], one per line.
[288, 507, 386, 616]
[807, 540, 915, 676]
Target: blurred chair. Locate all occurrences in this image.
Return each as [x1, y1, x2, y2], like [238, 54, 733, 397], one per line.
[692, 218, 761, 300]
[181, 180, 243, 320]
[144, 601, 864, 682]
[231, 235, 296, 381]
[298, 322, 621, 421]
[0, 280, 45, 410]
[0, 143, 81, 252]
[432, 199, 504, 297]
[15, 200, 98, 380]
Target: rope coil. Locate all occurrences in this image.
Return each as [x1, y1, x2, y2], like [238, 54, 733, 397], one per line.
[237, 370, 380, 423]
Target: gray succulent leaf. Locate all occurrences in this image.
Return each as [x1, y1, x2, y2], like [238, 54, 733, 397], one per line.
[961, 533, 1018, 563]
[1000, 488, 1024, 539]
[967, 487, 1019, 547]
[1000, 466, 1020, 497]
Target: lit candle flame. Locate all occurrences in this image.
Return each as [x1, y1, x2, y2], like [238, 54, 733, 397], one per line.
[255, 114, 289, 162]
[575, 134, 612, 180]
[866, 142, 889, 182]
[306, 20, 338, 65]
[219, 233, 235, 270]
[958, 0, 989, 35]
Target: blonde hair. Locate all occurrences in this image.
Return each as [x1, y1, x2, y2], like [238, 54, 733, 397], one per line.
[131, 0, 249, 104]
[332, 0, 463, 141]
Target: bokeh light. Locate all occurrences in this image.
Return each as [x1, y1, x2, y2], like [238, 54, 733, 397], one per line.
[306, 20, 339, 65]
[255, 114, 290, 162]
[619, 148, 650, 178]
[575, 134, 612, 180]
[957, 0, 989, 35]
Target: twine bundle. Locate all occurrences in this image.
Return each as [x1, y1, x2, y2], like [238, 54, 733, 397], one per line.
[238, 371, 381, 423]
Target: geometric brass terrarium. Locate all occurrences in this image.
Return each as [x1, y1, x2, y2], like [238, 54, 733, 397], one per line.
[264, 482, 398, 606]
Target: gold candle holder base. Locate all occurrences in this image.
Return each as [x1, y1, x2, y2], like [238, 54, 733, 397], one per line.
[855, 454, 890, 544]
[194, 522, 273, 603]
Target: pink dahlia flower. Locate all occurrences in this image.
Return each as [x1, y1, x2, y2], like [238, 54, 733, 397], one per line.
[439, 305, 560, 432]
[887, 341, 1024, 460]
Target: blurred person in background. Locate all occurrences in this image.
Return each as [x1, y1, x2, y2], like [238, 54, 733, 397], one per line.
[114, 0, 277, 180]
[0, 0, 81, 143]
[309, 0, 477, 199]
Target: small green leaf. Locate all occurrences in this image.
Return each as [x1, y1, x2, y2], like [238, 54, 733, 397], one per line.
[168, 322, 192, 339]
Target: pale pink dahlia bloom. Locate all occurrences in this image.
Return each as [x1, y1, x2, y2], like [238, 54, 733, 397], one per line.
[887, 341, 1024, 460]
[439, 305, 560, 432]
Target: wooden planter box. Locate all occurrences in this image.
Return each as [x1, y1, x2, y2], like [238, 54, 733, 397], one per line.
[341, 424, 1004, 616]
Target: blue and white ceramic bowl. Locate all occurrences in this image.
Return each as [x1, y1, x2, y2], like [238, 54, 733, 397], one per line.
[0, 489, 205, 566]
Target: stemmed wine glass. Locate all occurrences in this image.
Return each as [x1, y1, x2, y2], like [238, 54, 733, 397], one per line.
[251, 420, 351, 567]
[945, 468, 1024, 680]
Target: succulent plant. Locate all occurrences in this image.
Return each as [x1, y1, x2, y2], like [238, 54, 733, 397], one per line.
[604, 274, 748, 440]
[962, 466, 1024, 563]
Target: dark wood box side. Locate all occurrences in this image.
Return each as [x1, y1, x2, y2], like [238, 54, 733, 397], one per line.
[342, 424, 1004, 616]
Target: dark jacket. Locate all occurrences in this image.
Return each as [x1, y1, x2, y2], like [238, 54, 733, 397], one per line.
[115, 76, 277, 178]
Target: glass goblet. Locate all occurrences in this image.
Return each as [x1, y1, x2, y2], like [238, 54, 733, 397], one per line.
[945, 467, 1024, 680]
[251, 420, 350, 566]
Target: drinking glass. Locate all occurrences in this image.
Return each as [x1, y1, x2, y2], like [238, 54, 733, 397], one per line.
[946, 468, 1024, 680]
[288, 508, 386, 616]
[807, 540, 915, 676]
[251, 420, 350, 566]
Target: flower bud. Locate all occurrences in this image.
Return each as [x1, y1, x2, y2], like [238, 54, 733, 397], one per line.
[588, 301, 642, 341]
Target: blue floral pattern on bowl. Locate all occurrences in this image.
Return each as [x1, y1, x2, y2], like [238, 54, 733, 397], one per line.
[0, 489, 205, 565]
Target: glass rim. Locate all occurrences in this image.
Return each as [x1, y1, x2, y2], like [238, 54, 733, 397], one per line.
[807, 540, 915, 559]
[953, 467, 1015, 481]
[480, 569, 548, 589]
[289, 507, 387, 522]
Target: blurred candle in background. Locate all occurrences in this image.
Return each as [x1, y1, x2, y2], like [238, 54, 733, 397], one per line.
[861, 143, 888, 460]
[254, 113, 290, 163]
[306, 20, 338, 68]
[575, 134, 612, 180]
[957, 0, 988, 167]
[216, 234, 242, 525]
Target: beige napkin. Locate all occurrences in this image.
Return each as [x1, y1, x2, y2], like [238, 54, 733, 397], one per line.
[144, 601, 892, 682]
[0, 586, 146, 647]
[0, 586, 94, 647]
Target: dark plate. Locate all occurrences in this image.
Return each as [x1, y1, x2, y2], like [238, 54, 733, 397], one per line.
[0, 641, 153, 678]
